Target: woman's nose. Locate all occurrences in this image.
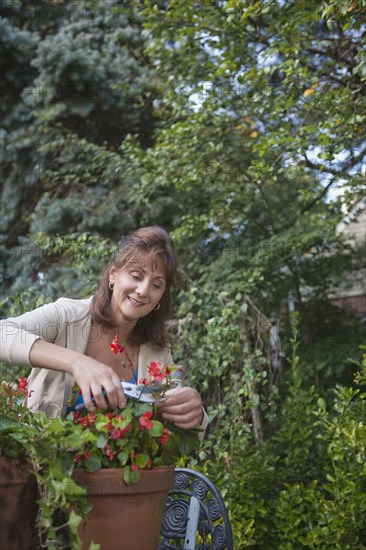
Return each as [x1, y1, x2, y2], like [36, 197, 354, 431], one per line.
[136, 279, 149, 296]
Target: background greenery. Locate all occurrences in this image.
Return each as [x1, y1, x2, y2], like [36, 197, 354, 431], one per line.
[1, 0, 365, 547]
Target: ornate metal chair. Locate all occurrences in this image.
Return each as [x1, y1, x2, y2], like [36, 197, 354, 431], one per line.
[158, 468, 233, 550]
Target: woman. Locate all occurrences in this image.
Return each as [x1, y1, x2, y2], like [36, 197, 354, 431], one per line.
[0, 226, 207, 432]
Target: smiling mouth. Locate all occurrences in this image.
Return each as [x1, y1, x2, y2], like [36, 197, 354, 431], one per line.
[127, 296, 146, 307]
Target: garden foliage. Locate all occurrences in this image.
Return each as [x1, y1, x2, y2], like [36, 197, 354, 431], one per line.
[1, 0, 365, 547]
[191, 317, 366, 548]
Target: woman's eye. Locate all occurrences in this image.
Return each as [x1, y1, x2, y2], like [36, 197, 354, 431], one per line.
[153, 283, 161, 289]
[131, 273, 141, 281]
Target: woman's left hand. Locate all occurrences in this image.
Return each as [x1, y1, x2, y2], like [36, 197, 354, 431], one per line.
[157, 386, 203, 430]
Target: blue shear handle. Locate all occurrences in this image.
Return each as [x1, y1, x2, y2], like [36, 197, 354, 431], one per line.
[67, 370, 138, 414]
[67, 390, 103, 413]
[67, 391, 86, 414]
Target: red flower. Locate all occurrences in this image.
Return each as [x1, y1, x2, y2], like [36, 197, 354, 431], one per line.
[139, 377, 149, 386]
[148, 361, 164, 382]
[131, 464, 139, 471]
[109, 335, 125, 355]
[18, 377, 28, 393]
[88, 412, 96, 425]
[111, 427, 129, 440]
[160, 427, 171, 446]
[84, 450, 91, 460]
[139, 411, 153, 430]
[122, 423, 132, 436]
[102, 412, 114, 430]
[105, 445, 115, 461]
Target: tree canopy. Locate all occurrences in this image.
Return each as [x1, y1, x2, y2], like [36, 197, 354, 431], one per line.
[1, 0, 364, 309]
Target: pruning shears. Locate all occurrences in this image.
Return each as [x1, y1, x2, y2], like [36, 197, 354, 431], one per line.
[68, 381, 173, 413]
[121, 381, 170, 403]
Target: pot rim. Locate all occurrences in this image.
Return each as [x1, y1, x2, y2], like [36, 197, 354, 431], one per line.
[72, 463, 176, 496]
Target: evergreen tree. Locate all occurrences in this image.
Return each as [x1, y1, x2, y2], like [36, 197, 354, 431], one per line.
[1, 0, 163, 301]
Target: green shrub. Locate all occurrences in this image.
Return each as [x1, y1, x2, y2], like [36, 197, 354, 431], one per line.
[193, 320, 366, 549]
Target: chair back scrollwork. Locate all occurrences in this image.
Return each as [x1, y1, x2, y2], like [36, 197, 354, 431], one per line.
[158, 468, 233, 550]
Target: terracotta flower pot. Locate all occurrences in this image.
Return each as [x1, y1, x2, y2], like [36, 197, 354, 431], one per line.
[73, 464, 175, 550]
[0, 456, 38, 550]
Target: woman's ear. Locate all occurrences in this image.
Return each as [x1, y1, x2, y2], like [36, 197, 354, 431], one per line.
[109, 265, 117, 282]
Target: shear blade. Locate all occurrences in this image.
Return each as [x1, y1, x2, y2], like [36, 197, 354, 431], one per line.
[121, 381, 165, 403]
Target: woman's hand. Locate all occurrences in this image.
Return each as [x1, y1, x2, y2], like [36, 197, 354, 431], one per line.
[29, 340, 126, 412]
[70, 356, 126, 412]
[157, 386, 204, 430]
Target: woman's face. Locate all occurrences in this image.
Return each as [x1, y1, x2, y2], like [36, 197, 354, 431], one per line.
[109, 257, 166, 324]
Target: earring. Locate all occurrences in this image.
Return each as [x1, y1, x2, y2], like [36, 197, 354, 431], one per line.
[109, 281, 114, 291]
[153, 302, 161, 311]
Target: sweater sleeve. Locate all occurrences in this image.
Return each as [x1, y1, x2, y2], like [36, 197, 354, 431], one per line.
[0, 300, 67, 367]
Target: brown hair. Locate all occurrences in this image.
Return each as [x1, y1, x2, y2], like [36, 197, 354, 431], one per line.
[91, 226, 179, 348]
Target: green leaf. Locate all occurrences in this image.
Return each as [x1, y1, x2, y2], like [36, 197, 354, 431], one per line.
[147, 420, 163, 437]
[63, 477, 87, 497]
[68, 510, 82, 534]
[47, 418, 67, 434]
[135, 453, 150, 468]
[123, 466, 140, 486]
[117, 449, 128, 465]
[96, 433, 108, 449]
[84, 449, 102, 472]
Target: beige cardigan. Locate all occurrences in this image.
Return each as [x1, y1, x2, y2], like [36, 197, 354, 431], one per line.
[0, 296, 174, 417]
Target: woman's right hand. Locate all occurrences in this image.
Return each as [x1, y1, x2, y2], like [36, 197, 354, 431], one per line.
[29, 340, 126, 412]
[70, 356, 126, 412]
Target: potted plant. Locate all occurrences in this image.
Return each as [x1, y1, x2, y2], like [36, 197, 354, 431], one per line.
[69, 358, 201, 550]
[0, 378, 38, 550]
[0, 376, 90, 549]
[1, 359, 200, 549]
